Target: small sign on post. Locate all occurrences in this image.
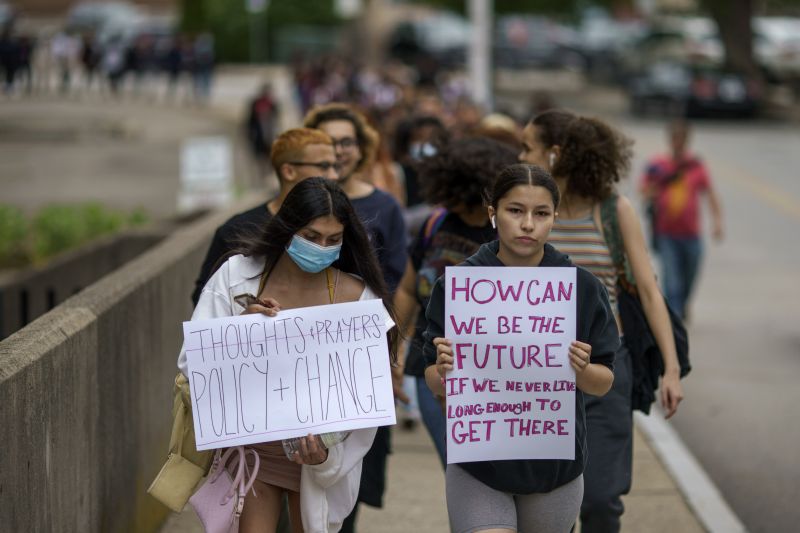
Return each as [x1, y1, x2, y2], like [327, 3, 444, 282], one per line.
[178, 136, 233, 213]
[444, 266, 577, 464]
[246, 0, 268, 13]
[183, 299, 396, 451]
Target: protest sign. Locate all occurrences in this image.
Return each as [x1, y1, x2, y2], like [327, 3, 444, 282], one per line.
[183, 299, 395, 451]
[444, 266, 577, 463]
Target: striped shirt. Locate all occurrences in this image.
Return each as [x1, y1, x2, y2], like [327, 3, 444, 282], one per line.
[549, 213, 619, 317]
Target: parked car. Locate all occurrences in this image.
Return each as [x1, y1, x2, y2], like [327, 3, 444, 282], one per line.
[388, 12, 586, 71]
[577, 12, 647, 83]
[388, 12, 470, 69]
[618, 17, 723, 78]
[754, 17, 800, 83]
[494, 15, 586, 70]
[628, 61, 761, 118]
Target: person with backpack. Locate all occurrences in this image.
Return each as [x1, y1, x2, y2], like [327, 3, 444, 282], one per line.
[519, 109, 684, 533]
[640, 119, 724, 320]
[393, 137, 519, 466]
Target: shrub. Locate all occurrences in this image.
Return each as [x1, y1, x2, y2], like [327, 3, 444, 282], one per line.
[0, 203, 152, 267]
[128, 207, 149, 227]
[31, 205, 91, 261]
[0, 205, 29, 268]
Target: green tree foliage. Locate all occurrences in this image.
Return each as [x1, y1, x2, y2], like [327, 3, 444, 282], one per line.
[179, 0, 342, 62]
[179, 0, 208, 33]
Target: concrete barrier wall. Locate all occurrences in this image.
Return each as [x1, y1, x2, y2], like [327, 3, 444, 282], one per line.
[0, 230, 166, 340]
[0, 197, 261, 533]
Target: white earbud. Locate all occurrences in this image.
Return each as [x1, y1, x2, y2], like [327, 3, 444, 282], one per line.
[491, 215, 496, 229]
[549, 152, 556, 167]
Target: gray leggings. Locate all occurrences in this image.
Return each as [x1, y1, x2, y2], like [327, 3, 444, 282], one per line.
[446, 465, 583, 533]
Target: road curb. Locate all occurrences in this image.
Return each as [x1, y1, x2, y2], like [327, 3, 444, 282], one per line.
[634, 410, 748, 533]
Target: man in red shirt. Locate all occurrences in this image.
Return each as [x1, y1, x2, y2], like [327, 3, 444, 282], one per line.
[641, 120, 724, 319]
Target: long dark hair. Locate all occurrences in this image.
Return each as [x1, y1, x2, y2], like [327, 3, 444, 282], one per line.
[531, 109, 632, 202]
[237, 178, 398, 360]
[489, 163, 560, 210]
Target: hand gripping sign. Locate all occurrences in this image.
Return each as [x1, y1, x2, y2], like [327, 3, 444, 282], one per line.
[183, 299, 396, 451]
[444, 266, 577, 464]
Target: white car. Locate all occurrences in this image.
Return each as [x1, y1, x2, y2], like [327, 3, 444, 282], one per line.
[754, 17, 800, 82]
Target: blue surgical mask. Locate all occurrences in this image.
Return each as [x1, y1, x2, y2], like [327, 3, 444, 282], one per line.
[409, 142, 437, 161]
[286, 235, 342, 273]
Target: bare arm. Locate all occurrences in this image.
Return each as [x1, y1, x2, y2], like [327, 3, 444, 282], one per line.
[706, 185, 724, 241]
[425, 364, 445, 397]
[617, 196, 684, 418]
[393, 258, 421, 347]
[390, 259, 419, 404]
[571, 341, 614, 396]
[426, 337, 453, 397]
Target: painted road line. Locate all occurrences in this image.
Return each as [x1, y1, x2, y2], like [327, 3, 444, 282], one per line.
[635, 410, 748, 533]
[712, 160, 800, 220]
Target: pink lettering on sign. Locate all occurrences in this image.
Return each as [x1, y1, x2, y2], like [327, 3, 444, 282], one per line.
[454, 343, 564, 370]
[445, 267, 576, 463]
[528, 316, 566, 334]
[451, 419, 496, 444]
[504, 418, 570, 437]
[497, 315, 522, 334]
[449, 315, 487, 335]
[449, 277, 574, 305]
[496, 280, 523, 301]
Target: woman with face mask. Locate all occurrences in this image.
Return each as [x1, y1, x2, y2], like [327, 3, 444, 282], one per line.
[176, 178, 398, 533]
[422, 164, 620, 533]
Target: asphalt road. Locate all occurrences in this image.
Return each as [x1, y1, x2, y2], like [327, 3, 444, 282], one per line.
[612, 116, 800, 533]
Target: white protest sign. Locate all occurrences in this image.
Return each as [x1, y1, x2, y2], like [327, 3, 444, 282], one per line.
[444, 266, 577, 463]
[184, 299, 395, 451]
[178, 136, 233, 213]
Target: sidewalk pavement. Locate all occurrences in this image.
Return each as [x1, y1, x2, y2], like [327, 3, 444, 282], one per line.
[159, 416, 706, 533]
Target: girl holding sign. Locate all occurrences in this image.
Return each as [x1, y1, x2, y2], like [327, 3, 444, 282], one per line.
[423, 164, 620, 533]
[177, 178, 397, 533]
[519, 110, 683, 533]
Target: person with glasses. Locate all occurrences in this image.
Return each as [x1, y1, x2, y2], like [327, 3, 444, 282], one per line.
[304, 103, 409, 532]
[303, 103, 408, 293]
[191, 127, 339, 306]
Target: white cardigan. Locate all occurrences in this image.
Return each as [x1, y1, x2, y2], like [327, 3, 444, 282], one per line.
[177, 254, 393, 532]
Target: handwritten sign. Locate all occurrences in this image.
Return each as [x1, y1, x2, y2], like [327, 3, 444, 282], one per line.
[183, 299, 396, 451]
[444, 266, 577, 463]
